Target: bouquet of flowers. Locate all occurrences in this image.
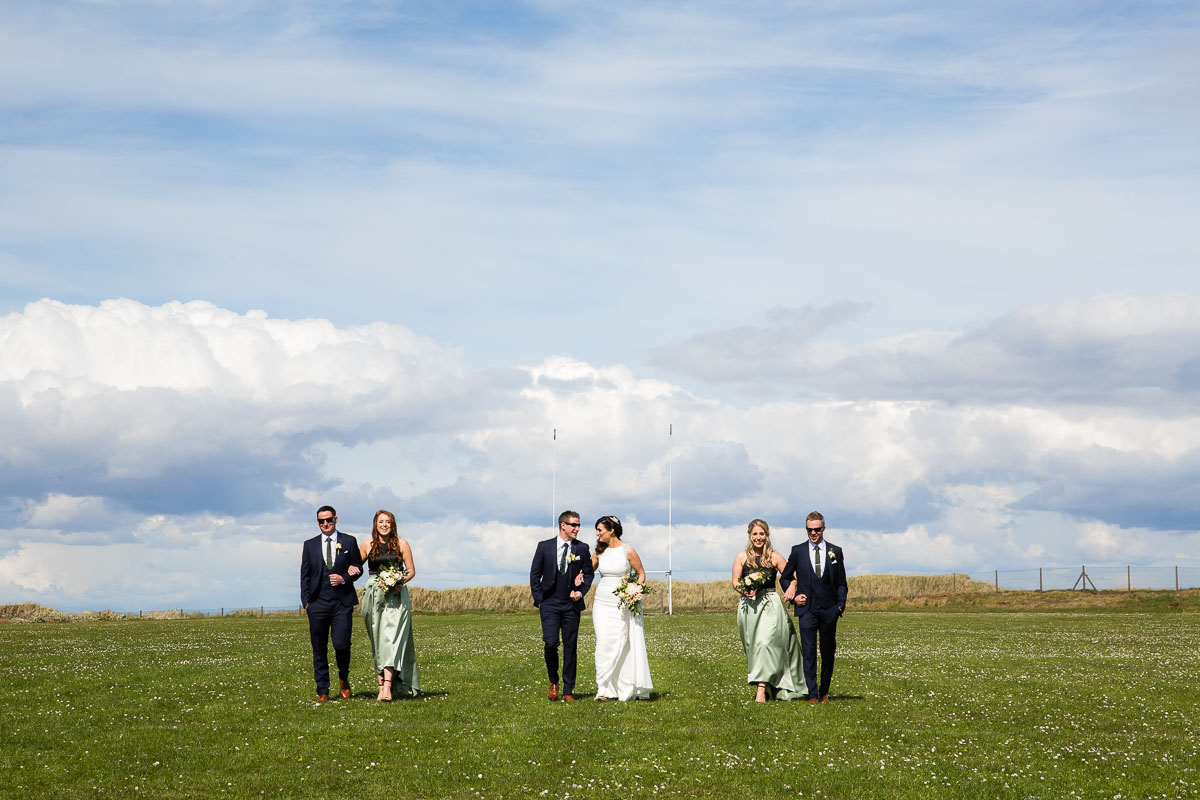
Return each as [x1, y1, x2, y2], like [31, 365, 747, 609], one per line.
[614, 571, 654, 616]
[375, 561, 407, 594]
[737, 569, 773, 596]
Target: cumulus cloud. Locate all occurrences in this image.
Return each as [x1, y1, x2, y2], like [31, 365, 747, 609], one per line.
[653, 294, 1200, 406]
[2, 296, 1200, 611]
[646, 302, 868, 385]
[0, 298, 467, 517]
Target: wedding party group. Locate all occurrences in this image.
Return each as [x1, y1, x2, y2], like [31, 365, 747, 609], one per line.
[299, 506, 846, 705]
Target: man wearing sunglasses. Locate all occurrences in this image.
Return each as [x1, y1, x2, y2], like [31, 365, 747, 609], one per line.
[530, 510, 595, 702]
[300, 505, 364, 703]
[782, 511, 847, 703]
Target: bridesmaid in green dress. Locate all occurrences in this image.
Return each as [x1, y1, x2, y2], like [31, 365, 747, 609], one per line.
[358, 510, 420, 702]
[732, 519, 806, 702]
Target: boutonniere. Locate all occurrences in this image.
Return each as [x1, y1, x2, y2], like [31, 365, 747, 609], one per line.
[827, 551, 837, 564]
[335, 543, 343, 553]
[567, 553, 580, 564]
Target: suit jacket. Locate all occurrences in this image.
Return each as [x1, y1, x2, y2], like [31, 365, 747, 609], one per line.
[530, 536, 594, 610]
[300, 531, 364, 608]
[781, 540, 847, 615]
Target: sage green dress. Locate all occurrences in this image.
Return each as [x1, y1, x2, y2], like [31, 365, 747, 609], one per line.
[736, 564, 806, 700]
[361, 544, 420, 696]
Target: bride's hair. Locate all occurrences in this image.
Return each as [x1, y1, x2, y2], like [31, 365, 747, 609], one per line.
[369, 509, 401, 561]
[594, 515, 623, 555]
[744, 518, 775, 569]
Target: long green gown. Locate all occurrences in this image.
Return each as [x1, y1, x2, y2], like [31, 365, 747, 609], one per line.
[736, 564, 806, 700]
[361, 544, 420, 696]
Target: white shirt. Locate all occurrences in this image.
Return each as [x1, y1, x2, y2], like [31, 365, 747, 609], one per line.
[324, 533, 338, 566]
[811, 540, 825, 574]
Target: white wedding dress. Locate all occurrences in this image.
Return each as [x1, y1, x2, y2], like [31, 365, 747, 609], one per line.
[592, 544, 653, 700]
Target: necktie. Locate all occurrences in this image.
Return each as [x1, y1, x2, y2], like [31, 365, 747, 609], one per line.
[559, 542, 568, 574]
[325, 537, 334, 570]
[813, 544, 822, 578]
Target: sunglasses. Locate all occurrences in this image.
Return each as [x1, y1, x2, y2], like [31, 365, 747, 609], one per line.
[317, 517, 336, 526]
[806, 526, 825, 534]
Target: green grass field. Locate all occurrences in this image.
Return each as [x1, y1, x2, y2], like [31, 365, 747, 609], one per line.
[3, 610, 1197, 799]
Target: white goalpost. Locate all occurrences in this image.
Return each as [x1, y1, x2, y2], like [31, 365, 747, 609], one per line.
[549, 423, 675, 615]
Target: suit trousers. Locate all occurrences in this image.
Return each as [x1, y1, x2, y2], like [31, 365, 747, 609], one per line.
[797, 605, 840, 697]
[539, 596, 581, 694]
[307, 597, 354, 694]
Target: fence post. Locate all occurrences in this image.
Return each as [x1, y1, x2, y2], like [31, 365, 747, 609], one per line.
[221, 607, 224, 617]
[1127, 565, 1131, 592]
[260, 605, 264, 617]
[952, 573, 956, 594]
[907, 576, 913, 601]
[868, 581, 872, 604]
[1177, 565, 1180, 592]
[994, 570, 999, 592]
[1039, 567, 1043, 593]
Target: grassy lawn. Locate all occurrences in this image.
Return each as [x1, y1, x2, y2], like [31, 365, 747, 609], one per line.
[3, 610, 1197, 798]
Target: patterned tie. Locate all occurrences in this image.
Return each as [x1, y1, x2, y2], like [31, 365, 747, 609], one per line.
[559, 542, 568, 574]
[325, 536, 334, 570]
[813, 544, 822, 578]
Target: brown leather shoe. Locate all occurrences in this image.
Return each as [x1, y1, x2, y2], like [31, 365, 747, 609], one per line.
[339, 679, 351, 700]
[317, 694, 329, 704]
[548, 684, 558, 701]
[562, 694, 575, 702]
[807, 697, 819, 704]
[820, 695, 830, 703]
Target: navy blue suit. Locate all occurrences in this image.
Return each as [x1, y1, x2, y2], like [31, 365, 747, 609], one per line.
[300, 531, 363, 695]
[530, 536, 594, 696]
[781, 540, 847, 698]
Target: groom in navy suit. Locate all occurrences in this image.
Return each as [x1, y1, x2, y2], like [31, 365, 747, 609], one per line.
[782, 511, 848, 703]
[300, 505, 364, 703]
[530, 510, 594, 701]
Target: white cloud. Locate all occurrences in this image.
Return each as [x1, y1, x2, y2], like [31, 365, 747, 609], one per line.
[654, 294, 1200, 406]
[3, 296, 1199, 610]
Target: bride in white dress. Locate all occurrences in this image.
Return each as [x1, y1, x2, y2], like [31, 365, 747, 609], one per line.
[590, 515, 653, 701]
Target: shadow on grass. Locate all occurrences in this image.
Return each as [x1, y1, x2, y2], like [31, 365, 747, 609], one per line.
[580, 691, 670, 702]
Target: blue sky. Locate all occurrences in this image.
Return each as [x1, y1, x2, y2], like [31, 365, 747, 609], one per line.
[2, 0, 1199, 611]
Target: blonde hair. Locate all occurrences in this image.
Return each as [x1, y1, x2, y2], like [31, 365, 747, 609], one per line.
[743, 518, 775, 570]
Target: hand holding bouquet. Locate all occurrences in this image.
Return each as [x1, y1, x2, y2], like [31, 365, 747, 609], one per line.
[375, 561, 407, 594]
[614, 571, 654, 615]
[737, 570, 772, 597]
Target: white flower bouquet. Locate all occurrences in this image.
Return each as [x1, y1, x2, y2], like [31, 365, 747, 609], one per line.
[375, 561, 407, 594]
[614, 571, 654, 615]
[737, 570, 773, 596]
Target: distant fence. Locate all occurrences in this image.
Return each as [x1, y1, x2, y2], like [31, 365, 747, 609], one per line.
[6, 566, 1198, 620]
[967, 565, 1200, 593]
